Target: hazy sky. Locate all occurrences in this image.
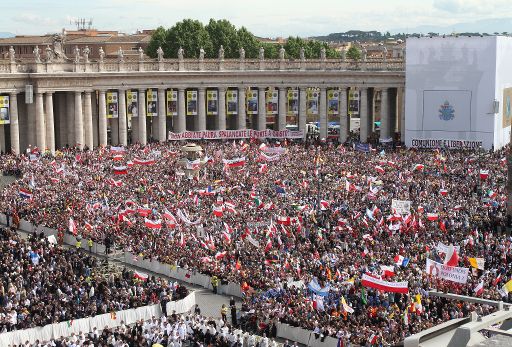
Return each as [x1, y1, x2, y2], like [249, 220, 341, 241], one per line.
[2, 0, 511, 36]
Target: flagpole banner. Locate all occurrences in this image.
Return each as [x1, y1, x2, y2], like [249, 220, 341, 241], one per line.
[106, 91, 119, 119]
[307, 88, 319, 116]
[207, 89, 218, 116]
[266, 88, 278, 115]
[0, 95, 10, 125]
[186, 90, 198, 116]
[126, 90, 138, 118]
[246, 89, 258, 115]
[327, 89, 340, 116]
[168, 129, 304, 141]
[425, 259, 469, 284]
[226, 90, 238, 115]
[146, 89, 158, 117]
[348, 88, 360, 116]
[361, 274, 409, 294]
[166, 89, 178, 117]
[287, 89, 299, 116]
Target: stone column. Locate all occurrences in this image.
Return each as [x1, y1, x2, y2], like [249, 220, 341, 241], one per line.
[138, 89, 147, 145]
[74, 91, 84, 149]
[91, 92, 99, 148]
[299, 87, 307, 134]
[57, 93, 67, 147]
[198, 87, 206, 131]
[218, 87, 226, 131]
[118, 89, 128, 146]
[360, 88, 368, 143]
[400, 87, 405, 142]
[238, 87, 246, 130]
[158, 88, 167, 142]
[35, 92, 46, 151]
[176, 88, 186, 133]
[319, 87, 327, 140]
[44, 92, 55, 154]
[379, 88, 390, 142]
[278, 87, 287, 131]
[98, 90, 107, 147]
[257, 87, 266, 131]
[9, 92, 19, 154]
[84, 91, 93, 149]
[66, 92, 75, 146]
[339, 87, 349, 143]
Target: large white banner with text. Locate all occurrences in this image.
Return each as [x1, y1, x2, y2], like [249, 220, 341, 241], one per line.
[168, 129, 304, 140]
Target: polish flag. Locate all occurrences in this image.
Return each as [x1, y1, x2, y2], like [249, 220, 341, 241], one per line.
[138, 207, 152, 217]
[374, 165, 385, 174]
[259, 143, 268, 151]
[215, 251, 227, 260]
[134, 271, 149, 281]
[110, 146, 125, 154]
[427, 213, 439, 221]
[320, 200, 330, 211]
[112, 154, 123, 161]
[201, 256, 212, 263]
[134, 158, 155, 165]
[258, 164, 268, 173]
[493, 273, 502, 286]
[223, 157, 246, 168]
[127, 160, 134, 167]
[380, 265, 395, 277]
[444, 245, 459, 266]
[474, 281, 484, 296]
[222, 231, 231, 244]
[163, 209, 177, 228]
[85, 222, 94, 231]
[277, 216, 291, 226]
[439, 189, 448, 196]
[479, 169, 489, 180]
[223, 222, 233, 234]
[55, 167, 65, 175]
[361, 274, 408, 294]
[224, 201, 236, 214]
[108, 179, 123, 187]
[213, 204, 224, 217]
[144, 218, 162, 229]
[368, 334, 378, 345]
[345, 181, 356, 192]
[302, 180, 309, 189]
[413, 164, 424, 171]
[264, 238, 272, 252]
[50, 177, 60, 183]
[69, 217, 77, 236]
[113, 166, 128, 175]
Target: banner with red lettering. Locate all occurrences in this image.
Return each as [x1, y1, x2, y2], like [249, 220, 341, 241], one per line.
[168, 129, 304, 141]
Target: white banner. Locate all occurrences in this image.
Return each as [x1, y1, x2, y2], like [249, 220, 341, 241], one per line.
[425, 259, 469, 284]
[168, 129, 304, 141]
[411, 138, 483, 150]
[391, 199, 411, 215]
[436, 242, 461, 254]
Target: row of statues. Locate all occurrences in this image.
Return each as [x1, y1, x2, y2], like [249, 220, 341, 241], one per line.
[25, 43, 377, 64]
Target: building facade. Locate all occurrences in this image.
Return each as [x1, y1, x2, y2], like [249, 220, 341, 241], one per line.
[0, 46, 405, 154]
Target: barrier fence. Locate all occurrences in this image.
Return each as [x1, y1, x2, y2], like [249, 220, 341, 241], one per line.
[2, 215, 342, 346]
[0, 291, 197, 347]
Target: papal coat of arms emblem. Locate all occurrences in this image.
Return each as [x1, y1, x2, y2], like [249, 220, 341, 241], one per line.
[439, 101, 455, 121]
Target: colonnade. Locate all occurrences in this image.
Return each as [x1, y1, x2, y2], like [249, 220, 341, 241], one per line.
[0, 85, 404, 154]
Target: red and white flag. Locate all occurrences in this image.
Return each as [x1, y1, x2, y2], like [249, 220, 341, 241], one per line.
[443, 245, 459, 266]
[479, 169, 489, 180]
[439, 189, 448, 196]
[113, 166, 128, 175]
[134, 271, 149, 281]
[222, 157, 246, 168]
[258, 164, 268, 174]
[223, 222, 233, 234]
[374, 165, 385, 174]
[224, 201, 236, 214]
[474, 281, 484, 296]
[108, 178, 123, 187]
[178, 233, 185, 248]
[112, 154, 123, 161]
[213, 204, 224, 217]
[144, 218, 162, 229]
[133, 158, 155, 165]
[222, 231, 231, 244]
[361, 273, 408, 294]
[215, 251, 227, 260]
[277, 216, 291, 226]
[320, 200, 330, 211]
[427, 213, 439, 221]
[413, 164, 424, 171]
[380, 265, 395, 278]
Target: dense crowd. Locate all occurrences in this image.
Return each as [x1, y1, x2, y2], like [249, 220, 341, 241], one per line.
[0, 227, 188, 332]
[0, 140, 510, 345]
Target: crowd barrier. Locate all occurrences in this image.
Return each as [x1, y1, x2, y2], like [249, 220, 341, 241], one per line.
[0, 291, 197, 347]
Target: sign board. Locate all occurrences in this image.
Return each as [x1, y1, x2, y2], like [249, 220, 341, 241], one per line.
[391, 199, 411, 215]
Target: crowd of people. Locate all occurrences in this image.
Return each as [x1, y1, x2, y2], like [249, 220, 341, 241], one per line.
[0, 227, 188, 332]
[0, 139, 510, 345]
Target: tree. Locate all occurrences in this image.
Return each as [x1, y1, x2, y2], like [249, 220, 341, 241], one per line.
[236, 26, 259, 58]
[284, 37, 338, 59]
[146, 26, 168, 58]
[165, 19, 213, 58]
[205, 19, 240, 58]
[346, 46, 361, 60]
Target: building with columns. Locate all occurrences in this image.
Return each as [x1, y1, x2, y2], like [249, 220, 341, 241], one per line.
[0, 46, 404, 154]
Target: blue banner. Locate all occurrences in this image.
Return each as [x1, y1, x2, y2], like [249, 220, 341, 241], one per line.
[355, 142, 370, 153]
